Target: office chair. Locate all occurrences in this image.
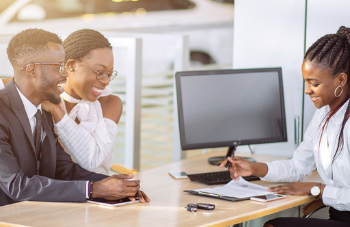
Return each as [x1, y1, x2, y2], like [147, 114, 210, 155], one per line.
[302, 199, 328, 218]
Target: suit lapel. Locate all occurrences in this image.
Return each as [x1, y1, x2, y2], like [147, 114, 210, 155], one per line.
[5, 80, 35, 151]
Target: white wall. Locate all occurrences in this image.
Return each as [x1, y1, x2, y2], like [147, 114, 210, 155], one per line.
[233, 0, 350, 154]
[302, 0, 350, 135]
[233, 0, 350, 225]
[233, 0, 306, 157]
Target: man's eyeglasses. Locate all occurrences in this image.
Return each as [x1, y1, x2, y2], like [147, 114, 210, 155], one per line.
[21, 62, 66, 75]
[80, 61, 118, 81]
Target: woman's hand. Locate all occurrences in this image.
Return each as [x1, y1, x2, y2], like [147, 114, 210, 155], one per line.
[41, 101, 62, 113]
[41, 101, 65, 123]
[268, 182, 316, 196]
[220, 157, 268, 180]
[220, 157, 254, 180]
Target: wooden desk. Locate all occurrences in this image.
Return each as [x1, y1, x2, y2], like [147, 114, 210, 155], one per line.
[0, 153, 319, 227]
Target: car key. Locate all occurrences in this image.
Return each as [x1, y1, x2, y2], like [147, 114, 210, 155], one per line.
[185, 203, 215, 212]
[186, 203, 197, 212]
[197, 203, 215, 210]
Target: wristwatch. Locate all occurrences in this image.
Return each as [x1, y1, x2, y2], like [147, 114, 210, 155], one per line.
[311, 183, 322, 198]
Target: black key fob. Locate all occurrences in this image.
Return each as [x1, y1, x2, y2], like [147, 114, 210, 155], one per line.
[197, 203, 215, 210]
[186, 203, 197, 212]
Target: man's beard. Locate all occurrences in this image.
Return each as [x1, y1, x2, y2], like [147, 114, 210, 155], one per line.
[39, 73, 61, 105]
[46, 93, 61, 105]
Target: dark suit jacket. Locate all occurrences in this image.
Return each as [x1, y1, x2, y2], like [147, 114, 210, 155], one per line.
[0, 80, 107, 206]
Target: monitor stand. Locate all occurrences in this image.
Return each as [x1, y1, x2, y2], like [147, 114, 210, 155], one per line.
[207, 143, 256, 166]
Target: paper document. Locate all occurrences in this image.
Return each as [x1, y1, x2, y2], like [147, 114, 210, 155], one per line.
[193, 177, 273, 198]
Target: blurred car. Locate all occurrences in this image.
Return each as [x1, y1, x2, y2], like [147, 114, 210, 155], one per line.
[0, 0, 233, 73]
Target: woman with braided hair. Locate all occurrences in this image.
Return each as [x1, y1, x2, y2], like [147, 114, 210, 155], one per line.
[42, 29, 122, 175]
[221, 26, 350, 226]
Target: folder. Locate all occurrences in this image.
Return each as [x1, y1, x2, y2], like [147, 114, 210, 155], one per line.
[184, 190, 248, 202]
[184, 177, 272, 202]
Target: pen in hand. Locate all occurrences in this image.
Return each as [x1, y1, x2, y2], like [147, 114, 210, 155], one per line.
[224, 140, 240, 168]
[225, 154, 234, 168]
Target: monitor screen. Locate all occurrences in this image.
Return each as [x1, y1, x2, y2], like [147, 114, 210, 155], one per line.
[176, 68, 287, 150]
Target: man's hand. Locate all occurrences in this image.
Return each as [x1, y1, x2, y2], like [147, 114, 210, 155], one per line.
[92, 174, 149, 203]
[129, 190, 150, 203]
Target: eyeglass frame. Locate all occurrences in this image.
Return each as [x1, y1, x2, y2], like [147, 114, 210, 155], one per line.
[21, 62, 66, 75]
[79, 61, 118, 81]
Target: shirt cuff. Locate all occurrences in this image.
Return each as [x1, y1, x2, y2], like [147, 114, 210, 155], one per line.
[86, 181, 89, 199]
[55, 113, 70, 127]
[322, 185, 337, 206]
[260, 162, 274, 181]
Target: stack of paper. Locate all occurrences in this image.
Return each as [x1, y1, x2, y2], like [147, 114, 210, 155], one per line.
[192, 178, 273, 199]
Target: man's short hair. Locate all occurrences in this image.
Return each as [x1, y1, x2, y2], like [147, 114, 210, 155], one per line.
[7, 28, 62, 67]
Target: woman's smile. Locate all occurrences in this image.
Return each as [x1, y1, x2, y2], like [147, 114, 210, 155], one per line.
[91, 86, 105, 97]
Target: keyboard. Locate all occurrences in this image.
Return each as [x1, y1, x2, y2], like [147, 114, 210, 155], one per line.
[187, 171, 260, 185]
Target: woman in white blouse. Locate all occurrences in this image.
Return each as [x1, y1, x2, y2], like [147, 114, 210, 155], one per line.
[221, 26, 350, 226]
[42, 29, 122, 175]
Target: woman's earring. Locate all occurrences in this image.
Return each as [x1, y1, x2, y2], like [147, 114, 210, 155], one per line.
[334, 85, 343, 97]
[69, 68, 74, 72]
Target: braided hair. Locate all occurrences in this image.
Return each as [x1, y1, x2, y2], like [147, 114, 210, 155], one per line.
[62, 29, 112, 61]
[7, 28, 62, 67]
[304, 26, 350, 164]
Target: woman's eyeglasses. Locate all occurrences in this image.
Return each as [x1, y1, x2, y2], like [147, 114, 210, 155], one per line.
[21, 62, 66, 75]
[80, 61, 118, 81]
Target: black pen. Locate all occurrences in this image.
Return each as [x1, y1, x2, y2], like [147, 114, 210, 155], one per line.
[225, 153, 235, 168]
[225, 140, 240, 168]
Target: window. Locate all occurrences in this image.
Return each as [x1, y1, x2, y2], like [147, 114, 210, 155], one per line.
[10, 0, 195, 22]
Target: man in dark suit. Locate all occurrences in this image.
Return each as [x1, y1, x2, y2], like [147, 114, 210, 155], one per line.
[0, 28, 149, 206]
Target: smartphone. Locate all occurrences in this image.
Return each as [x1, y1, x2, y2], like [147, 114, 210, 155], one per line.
[87, 197, 140, 207]
[250, 194, 286, 202]
[168, 171, 188, 179]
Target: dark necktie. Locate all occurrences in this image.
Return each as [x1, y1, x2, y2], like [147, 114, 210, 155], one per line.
[34, 109, 42, 160]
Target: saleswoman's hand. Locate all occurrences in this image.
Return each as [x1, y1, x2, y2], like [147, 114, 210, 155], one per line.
[269, 182, 322, 196]
[220, 157, 268, 180]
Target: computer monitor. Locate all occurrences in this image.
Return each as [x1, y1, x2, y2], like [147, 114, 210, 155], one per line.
[175, 67, 287, 165]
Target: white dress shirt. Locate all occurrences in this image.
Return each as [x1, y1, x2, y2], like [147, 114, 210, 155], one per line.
[262, 100, 350, 211]
[0, 80, 4, 90]
[15, 86, 43, 138]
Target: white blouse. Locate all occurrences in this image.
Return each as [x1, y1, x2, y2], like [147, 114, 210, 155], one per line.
[262, 100, 350, 211]
[55, 86, 118, 175]
[0, 80, 4, 89]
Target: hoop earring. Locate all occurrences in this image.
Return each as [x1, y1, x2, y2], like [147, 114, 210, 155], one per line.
[334, 85, 343, 97]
